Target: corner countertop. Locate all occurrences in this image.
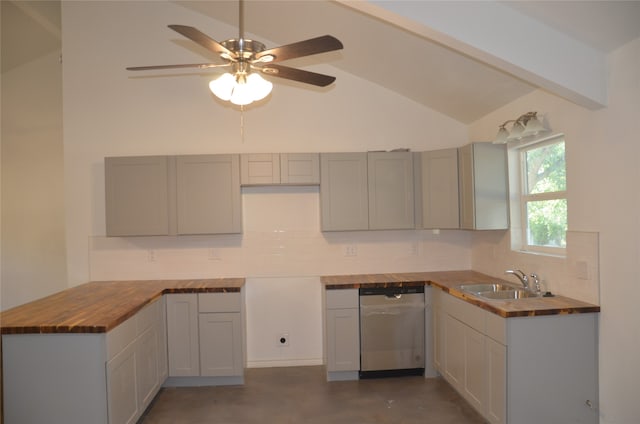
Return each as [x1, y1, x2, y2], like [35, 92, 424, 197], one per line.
[0, 278, 244, 334]
[321, 270, 600, 318]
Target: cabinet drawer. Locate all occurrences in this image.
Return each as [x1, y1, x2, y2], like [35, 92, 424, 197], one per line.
[136, 298, 160, 334]
[107, 314, 137, 361]
[198, 292, 241, 313]
[485, 311, 506, 345]
[326, 289, 359, 309]
[443, 294, 486, 334]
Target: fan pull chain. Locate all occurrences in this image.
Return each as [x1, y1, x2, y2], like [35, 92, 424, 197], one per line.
[240, 105, 245, 143]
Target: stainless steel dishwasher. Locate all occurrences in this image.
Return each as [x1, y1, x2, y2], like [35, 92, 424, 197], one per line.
[359, 286, 425, 378]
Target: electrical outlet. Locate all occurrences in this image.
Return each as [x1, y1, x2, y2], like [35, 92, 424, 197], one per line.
[147, 249, 156, 262]
[344, 244, 357, 257]
[277, 333, 290, 347]
[207, 248, 221, 261]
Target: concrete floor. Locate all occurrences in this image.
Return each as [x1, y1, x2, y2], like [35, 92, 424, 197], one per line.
[140, 366, 486, 424]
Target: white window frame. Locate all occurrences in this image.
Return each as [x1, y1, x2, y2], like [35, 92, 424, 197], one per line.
[511, 135, 567, 256]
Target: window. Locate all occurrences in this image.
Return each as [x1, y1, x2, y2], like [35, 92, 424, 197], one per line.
[518, 137, 567, 254]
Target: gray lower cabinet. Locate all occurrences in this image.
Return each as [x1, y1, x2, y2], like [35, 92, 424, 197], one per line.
[433, 289, 598, 424]
[165, 292, 244, 386]
[106, 298, 165, 424]
[458, 143, 509, 230]
[166, 294, 200, 376]
[2, 298, 166, 424]
[320, 152, 415, 231]
[324, 289, 360, 381]
[105, 154, 242, 236]
[240, 153, 320, 186]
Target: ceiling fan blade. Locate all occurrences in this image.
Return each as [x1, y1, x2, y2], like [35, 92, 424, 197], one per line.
[256, 64, 336, 87]
[126, 63, 230, 71]
[254, 35, 343, 63]
[168, 24, 236, 60]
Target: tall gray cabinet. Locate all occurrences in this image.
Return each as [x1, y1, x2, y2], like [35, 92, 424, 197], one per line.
[458, 143, 509, 230]
[105, 154, 241, 236]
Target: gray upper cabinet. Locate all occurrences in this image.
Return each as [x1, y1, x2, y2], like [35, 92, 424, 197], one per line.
[240, 153, 319, 186]
[280, 153, 320, 185]
[367, 151, 415, 230]
[418, 148, 460, 229]
[320, 153, 369, 231]
[458, 143, 509, 230]
[105, 156, 172, 236]
[176, 155, 242, 235]
[320, 151, 415, 231]
[240, 154, 280, 185]
[105, 154, 241, 236]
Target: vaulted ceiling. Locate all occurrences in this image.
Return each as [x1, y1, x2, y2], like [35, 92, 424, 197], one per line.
[3, 1, 640, 124]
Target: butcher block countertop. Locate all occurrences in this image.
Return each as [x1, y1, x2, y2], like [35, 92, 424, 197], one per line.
[0, 278, 244, 335]
[321, 270, 600, 318]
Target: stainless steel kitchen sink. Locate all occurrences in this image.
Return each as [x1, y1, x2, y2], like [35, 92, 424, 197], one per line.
[478, 290, 537, 300]
[458, 282, 519, 293]
[457, 282, 537, 300]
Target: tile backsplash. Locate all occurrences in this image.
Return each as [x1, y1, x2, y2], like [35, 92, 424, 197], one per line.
[471, 230, 600, 305]
[89, 186, 472, 281]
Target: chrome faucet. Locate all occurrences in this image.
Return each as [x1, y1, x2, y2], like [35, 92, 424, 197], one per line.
[530, 273, 542, 295]
[505, 269, 530, 290]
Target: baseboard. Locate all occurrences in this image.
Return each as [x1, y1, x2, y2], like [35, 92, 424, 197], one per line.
[247, 358, 323, 368]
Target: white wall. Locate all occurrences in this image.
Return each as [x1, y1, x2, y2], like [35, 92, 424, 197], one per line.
[468, 38, 640, 424]
[1, 6, 67, 311]
[62, 1, 470, 366]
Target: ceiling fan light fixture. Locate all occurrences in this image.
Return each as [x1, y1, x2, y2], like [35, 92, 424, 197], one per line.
[210, 71, 273, 106]
[209, 73, 235, 101]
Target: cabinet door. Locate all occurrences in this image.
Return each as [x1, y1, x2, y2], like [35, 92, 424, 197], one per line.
[472, 143, 509, 230]
[106, 341, 139, 424]
[326, 308, 360, 372]
[157, 297, 169, 382]
[136, 325, 159, 409]
[432, 298, 445, 372]
[458, 144, 476, 230]
[320, 153, 369, 231]
[280, 153, 320, 185]
[458, 143, 509, 230]
[421, 149, 460, 229]
[166, 294, 200, 376]
[444, 314, 465, 391]
[105, 156, 170, 236]
[368, 152, 415, 229]
[486, 338, 507, 424]
[176, 154, 242, 234]
[199, 313, 243, 377]
[464, 325, 486, 413]
[240, 153, 280, 185]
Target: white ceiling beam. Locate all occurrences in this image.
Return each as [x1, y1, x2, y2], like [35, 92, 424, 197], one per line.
[339, 0, 607, 109]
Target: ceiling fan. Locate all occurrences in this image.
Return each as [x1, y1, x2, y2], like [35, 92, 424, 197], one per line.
[126, 0, 344, 106]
